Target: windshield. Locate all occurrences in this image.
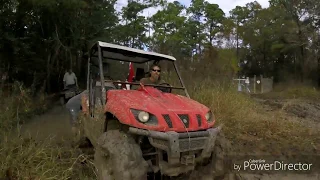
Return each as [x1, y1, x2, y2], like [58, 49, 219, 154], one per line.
[90, 57, 185, 95]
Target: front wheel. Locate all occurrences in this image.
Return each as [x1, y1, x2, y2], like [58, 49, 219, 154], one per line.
[188, 131, 231, 180]
[209, 131, 230, 178]
[71, 119, 86, 147]
[94, 129, 149, 180]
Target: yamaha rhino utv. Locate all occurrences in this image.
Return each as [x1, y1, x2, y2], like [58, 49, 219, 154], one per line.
[78, 41, 228, 180]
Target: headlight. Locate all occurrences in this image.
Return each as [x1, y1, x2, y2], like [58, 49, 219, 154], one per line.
[138, 111, 149, 122]
[130, 109, 158, 125]
[205, 111, 214, 122]
[205, 112, 210, 120]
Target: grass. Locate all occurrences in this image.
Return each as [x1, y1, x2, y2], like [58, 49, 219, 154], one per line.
[0, 83, 95, 180]
[188, 79, 320, 155]
[257, 83, 320, 100]
[0, 82, 49, 133]
[0, 135, 95, 179]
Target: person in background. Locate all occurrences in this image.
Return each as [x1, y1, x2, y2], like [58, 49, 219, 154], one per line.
[63, 69, 78, 89]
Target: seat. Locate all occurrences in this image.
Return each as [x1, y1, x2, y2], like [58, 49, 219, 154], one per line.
[135, 68, 145, 82]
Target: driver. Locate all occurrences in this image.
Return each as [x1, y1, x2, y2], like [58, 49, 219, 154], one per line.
[140, 64, 165, 85]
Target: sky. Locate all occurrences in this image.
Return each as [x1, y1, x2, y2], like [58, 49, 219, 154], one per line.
[115, 0, 270, 17]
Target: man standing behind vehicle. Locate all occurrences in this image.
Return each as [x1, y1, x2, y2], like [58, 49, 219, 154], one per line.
[63, 69, 78, 89]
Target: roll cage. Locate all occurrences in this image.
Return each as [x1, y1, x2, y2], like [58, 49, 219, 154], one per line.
[87, 41, 190, 107]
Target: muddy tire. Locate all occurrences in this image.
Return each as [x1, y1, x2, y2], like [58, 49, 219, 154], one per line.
[72, 122, 86, 147]
[210, 131, 230, 179]
[189, 131, 231, 180]
[94, 129, 149, 180]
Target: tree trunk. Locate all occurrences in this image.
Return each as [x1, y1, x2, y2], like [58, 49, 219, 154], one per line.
[77, 50, 82, 75]
[298, 25, 304, 83]
[46, 53, 52, 93]
[46, 44, 61, 93]
[209, 23, 213, 45]
[318, 56, 320, 88]
[236, 20, 239, 65]
[69, 49, 73, 70]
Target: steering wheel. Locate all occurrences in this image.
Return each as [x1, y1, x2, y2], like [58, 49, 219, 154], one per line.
[157, 83, 172, 93]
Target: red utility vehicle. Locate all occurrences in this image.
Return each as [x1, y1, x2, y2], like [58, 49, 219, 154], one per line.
[78, 41, 227, 180]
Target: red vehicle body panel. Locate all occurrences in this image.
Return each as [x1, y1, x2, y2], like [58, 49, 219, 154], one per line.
[104, 87, 215, 132]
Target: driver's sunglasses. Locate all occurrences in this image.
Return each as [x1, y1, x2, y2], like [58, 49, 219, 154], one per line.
[152, 69, 161, 72]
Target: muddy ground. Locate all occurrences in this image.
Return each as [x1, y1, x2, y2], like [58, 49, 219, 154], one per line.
[18, 97, 320, 180]
[20, 104, 74, 144]
[224, 96, 320, 180]
[255, 97, 320, 130]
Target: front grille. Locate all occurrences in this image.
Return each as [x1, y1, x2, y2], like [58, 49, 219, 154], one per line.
[179, 138, 207, 151]
[196, 114, 202, 127]
[150, 138, 169, 150]
[163, 114, 173, 128]
[178, 114, 189, 128]
[149, 136, 208, 152]
[153, 139, 169, 147]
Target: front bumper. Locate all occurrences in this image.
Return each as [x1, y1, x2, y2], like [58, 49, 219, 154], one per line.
[128, 126, 222, 175]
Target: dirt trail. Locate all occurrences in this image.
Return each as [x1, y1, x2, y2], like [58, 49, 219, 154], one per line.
[19, 104, 74, 144]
